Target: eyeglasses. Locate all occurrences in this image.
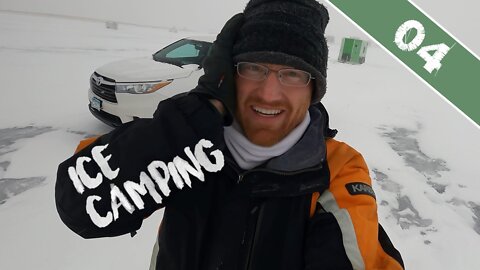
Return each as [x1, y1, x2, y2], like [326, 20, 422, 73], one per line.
[235, 62, 314, 87]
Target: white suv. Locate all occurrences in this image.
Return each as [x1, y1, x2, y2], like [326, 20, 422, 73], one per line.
[88, 36, 214, 127]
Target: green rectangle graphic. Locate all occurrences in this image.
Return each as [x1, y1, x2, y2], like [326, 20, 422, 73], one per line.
[326, 0, 480, 127]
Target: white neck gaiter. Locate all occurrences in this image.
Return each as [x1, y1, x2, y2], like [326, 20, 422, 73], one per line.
[224, 112, 311, 170]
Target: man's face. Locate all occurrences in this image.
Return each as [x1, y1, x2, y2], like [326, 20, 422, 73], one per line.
[235, 63, 312, 147]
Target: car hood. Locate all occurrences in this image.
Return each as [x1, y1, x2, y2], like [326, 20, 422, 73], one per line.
[95, 57, 197, 83]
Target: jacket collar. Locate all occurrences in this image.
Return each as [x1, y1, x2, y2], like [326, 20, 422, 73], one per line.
[222, 106, 330, 197]
[265, 106, 326, 172]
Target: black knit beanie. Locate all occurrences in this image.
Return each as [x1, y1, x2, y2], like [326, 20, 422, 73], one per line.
[233, 0, 330, 103]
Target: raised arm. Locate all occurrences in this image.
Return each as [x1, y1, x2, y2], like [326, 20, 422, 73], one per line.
[55, 94, 224, 238]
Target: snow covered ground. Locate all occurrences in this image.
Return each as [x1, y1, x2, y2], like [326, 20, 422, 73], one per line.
[0, 9, 479, 270]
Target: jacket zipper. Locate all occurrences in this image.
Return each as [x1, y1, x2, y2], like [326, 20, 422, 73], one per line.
[244, 202, 265, 270]
[238, 165, 324, 184]
[224, 156, 324, 184]
[224, 156, 324, 269]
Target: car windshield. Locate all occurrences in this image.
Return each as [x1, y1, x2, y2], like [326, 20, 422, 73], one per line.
[153, 39, 212, 67]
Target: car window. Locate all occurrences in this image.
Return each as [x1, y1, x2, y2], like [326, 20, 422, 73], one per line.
[166, 44, 199, 58]
[153, 39, 212, 66]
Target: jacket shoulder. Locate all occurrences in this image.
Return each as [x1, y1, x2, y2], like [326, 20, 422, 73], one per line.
[325, 138, 370, 184]
[325, 138, 362, 161]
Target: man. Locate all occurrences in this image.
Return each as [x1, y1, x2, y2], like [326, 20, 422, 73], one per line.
[56, 0, 404, 269]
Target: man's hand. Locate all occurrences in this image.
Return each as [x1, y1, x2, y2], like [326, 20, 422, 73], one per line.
[190, 13, 244, 125]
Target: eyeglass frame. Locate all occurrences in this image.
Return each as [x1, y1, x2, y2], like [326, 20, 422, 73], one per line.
[234, 62, 315, 87]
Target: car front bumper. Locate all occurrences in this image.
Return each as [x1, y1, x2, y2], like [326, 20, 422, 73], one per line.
[88, 104, 122, 127]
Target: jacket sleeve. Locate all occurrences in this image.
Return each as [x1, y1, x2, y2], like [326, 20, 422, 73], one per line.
[305, 139, 404, 270]
[55, 94, 225, 239]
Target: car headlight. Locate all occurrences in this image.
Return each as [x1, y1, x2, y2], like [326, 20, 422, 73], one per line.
[116, 81, 172, 94]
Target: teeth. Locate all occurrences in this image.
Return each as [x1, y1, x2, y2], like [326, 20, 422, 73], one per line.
[253, 106, 282, 115]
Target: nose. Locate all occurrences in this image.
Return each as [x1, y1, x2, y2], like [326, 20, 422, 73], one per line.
[256, 71, 283, 102]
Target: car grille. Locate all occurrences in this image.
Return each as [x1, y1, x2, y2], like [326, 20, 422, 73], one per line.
[91, 72, 117, 103]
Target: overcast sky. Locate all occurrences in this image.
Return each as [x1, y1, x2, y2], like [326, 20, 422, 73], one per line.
[0, 0, 478, 54]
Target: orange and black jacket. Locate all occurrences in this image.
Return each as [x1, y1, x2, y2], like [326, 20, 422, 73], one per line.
[56, 94, 404, 270]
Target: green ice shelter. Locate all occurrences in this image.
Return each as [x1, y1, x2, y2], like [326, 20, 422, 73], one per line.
[338, 37, 368, 64]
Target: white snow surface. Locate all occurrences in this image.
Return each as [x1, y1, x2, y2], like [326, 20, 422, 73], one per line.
[0, 9, 479, 270]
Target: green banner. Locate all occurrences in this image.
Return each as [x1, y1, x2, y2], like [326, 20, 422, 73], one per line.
[326, 0, 480, 127]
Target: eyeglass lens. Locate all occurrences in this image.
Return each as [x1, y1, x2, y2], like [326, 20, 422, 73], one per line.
[237, 62, 311, 86]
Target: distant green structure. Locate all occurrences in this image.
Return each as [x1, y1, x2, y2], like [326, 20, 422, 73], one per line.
[338, 37, 368, 64]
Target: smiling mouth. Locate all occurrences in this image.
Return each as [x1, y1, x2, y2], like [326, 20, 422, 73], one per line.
[252, 106, 283, 116]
